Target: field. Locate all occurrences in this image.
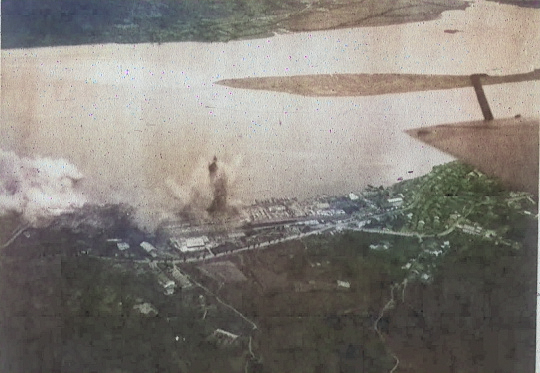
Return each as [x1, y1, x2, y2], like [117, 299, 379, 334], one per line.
[184, 219, 537, 372]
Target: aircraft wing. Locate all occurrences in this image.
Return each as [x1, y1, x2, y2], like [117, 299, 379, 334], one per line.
[406, 117, 539, 196]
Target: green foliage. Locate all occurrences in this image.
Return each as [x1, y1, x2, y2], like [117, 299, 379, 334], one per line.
[2, 0, 297, 48]
[393, 161, 536, 234]
[2, 0, 468, 48]
[61, 257, 218, 372]
[304, 231, 423, 287]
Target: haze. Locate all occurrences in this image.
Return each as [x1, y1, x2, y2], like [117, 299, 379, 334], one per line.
[1, 0, 539, 228]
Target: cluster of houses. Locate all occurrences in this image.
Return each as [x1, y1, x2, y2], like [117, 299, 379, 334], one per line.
[456, 222, 497, 239]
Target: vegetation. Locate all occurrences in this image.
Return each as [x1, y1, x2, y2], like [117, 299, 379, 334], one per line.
[61, 257, 229, 373]
[0, 208, 240, 373]
[2, 0, 468, 48]
[1, 161, 536, 372]
[390, 161, 535, 234]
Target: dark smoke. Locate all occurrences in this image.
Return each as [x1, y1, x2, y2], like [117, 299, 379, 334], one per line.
[207, 156, 228, 215]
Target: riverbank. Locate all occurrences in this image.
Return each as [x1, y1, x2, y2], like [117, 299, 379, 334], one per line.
[2, 0, 538, 227]
[2, 0, 467, 48]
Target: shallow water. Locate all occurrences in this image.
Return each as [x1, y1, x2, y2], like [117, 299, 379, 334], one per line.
[1, 0, 539, 225]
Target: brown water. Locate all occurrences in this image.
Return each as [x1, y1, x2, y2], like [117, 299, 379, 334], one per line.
[1, 0, 539, 227]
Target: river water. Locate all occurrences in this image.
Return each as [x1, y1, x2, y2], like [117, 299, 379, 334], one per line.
[1, 0, 539, 226]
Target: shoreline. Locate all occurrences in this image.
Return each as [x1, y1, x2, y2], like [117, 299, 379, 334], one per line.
[1, 0, 468, 49]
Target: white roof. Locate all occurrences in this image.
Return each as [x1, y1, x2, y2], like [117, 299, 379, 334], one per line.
[133, 302, 158, 315]
[228, 232, 246, 239]
[140, 241, 156, 252]
[117, 242, 130, 251]
[213, 329, 239, 340]
[186, 237, 205, 248]
[163, 280, 176, 288]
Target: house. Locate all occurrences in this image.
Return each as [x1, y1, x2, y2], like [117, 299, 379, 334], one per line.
[337, 280, 351, 289]
[387, 197, 403, 208]
[369, 242, 390, 250]
[171, 266, 193, 289]
[168, 238, 182, 251]
[133, 302, 158, 317]
[428, 250, 443, 257]
[268, 205, 286, 213]
[458, 223, 482, 236]
[316, 202, 330, 209]
[179, 237, 208, 253]
[228, 232, 246, 240]
[163, 282, 176, 295]
[140, 241, 158, 257]
[208, 329, 240, 347]
[117, 242, 130, 251]
[357, 220, 368, 228]
[157, 273, 176, 295]
[402, 262, 412, 270]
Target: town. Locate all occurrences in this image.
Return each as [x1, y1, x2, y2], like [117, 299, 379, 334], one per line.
[77, 162, 536, 302]
[4, 161, 537, 373]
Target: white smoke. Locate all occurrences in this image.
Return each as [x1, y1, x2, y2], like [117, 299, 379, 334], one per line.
[0, 149, 87, 225]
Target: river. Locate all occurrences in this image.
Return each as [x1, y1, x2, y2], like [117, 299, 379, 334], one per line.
[1, 0, 539, 227]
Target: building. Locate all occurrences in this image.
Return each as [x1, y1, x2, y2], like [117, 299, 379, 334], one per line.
[117, 242, 130, 251]
[457, 223, 483, 236]
[157, 273, 176, 295]
[387, 197, 403, 208]
[168, 238, 182, 251]
[140, 241, 157, 257]
[228, 232, 246, 240]
[186, 237, 205, 248]
[133, 302, 158, 317]
[369, 242, 390, 250]
[171, 265, 193, 289]
[316, 202, 331, 210]
[208, 329, 240, 347]
[163, 282, 176, 295]
[337, 280, 351, 289]
[175, 236, 211, 253]
[357, 220, 368, 228]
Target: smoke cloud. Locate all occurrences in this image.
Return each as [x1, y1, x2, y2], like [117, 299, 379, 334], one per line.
[165, 155, 241, 221]
[0, 149, 87, 226]
[0, 147, 244, 231]
[207, 156, 229, 215]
